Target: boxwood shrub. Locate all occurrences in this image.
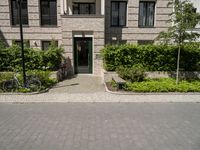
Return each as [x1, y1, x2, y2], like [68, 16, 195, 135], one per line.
[101, 43, 200, 71]
[116, 64, 146, 82]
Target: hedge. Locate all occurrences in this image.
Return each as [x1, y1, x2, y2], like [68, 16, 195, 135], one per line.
[101, 43, 200, 71]
[0, 42, 64, 71]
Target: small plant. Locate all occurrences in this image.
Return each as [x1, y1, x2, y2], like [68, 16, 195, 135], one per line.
[26, 70, 57, 89]
[111, 80, 117, 88]
[116, 64, 146, 82]
[0, 72, 14, 92]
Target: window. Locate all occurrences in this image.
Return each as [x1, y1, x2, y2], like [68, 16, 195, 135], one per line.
[11, 0, 28, 25]
[139, 1, 155, 27]
[12, 40, 30, 47]
[111, 1, 127, 26]
[138, 40, 153, 45]
[42, 41, 58, 50]
[73, 3, 96, 15]
[111, 40, 127, 45]
[40, 0, 57, 26]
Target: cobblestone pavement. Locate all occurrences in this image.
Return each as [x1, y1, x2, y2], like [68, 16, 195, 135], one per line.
[0, 103, 200, 150]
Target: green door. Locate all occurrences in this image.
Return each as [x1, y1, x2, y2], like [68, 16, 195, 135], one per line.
[74, 37, 93, 74]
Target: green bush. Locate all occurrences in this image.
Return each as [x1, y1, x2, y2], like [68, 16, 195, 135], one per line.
[0, 72, 14, 92]
[0, 40, 6, 50]
[26, 70, 57, 89]
[0, 42, 64, 71]
[1, 45, 44, 71]
[125, 78, 200, 92]
[116, 64, 146, 82]
[42, 42, 64, 70]
[0, 71, 57, 92]
[101, 43, 200, 71]
[0, 72, 14, 83]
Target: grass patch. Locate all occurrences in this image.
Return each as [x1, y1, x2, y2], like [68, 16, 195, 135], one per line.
[125, 78, 200, 92]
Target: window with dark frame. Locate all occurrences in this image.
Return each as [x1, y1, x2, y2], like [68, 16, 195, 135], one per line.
[40, 0, 57, 26]
[73, 3, 96, 15]
[111, 1, 127, 27]
[11, 0, 28, 25]
[139, 1, 155, 27]
[42, 41, 58, 50]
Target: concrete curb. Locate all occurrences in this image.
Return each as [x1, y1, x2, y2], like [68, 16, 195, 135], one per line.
[0, 88, 50, 95]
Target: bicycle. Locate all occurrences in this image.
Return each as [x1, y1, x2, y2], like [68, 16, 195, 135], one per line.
[3, 72, 41, 92]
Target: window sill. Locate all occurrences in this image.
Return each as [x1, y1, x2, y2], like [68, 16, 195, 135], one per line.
[11, 25, 29, 28]
[110, 25, 128, 28]
[138, 26, 155, 28]
[61, 14, 104, 18]
[40, 25, 58, 28]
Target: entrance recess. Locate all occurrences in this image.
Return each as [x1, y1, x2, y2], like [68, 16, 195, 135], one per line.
[74, 37, 93, 74]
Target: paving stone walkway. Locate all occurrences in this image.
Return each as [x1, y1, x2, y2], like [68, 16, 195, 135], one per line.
[1, 92, 200, 103]
[49, 74, 105, 93]
[0, 103, 200, 150]
[1, 75, 200, 103]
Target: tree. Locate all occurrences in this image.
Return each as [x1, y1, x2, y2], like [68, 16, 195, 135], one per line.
[156, 0, 200, 84]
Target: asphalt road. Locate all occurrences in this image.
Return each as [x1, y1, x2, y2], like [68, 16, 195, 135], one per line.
[0, 103, 200, 150]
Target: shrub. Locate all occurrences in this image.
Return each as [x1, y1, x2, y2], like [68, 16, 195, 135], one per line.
[116, 64, 146, 82]
[26, 70, 57, 89]
[0, 72, 14, 92]
[0, 71, 57, 92]
[125, 78, 200, 92]
[0, 42, 64, 71]
[0, 40, 6, 50]
[42, 41, 64, 70]
[101, 43, 200, 71]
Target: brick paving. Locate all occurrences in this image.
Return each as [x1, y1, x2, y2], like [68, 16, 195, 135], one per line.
[0, 103, 200, 150]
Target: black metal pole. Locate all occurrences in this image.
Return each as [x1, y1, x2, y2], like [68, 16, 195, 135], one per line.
[17, 0, 26, 87]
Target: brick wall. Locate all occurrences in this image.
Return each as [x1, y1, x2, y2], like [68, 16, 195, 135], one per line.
[0, 0, 62, 48]
[61, 16, 105, 75]
[105, 0, 171, 44]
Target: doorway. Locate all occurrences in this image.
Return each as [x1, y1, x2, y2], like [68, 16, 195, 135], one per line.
[74, 37, 93, 74]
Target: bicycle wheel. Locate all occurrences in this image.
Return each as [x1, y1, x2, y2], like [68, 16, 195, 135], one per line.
[27, 79, 41, 92]
[3, 80, 17, 92]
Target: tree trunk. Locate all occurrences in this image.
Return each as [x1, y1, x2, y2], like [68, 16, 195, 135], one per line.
[176, 45, 181, 85]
